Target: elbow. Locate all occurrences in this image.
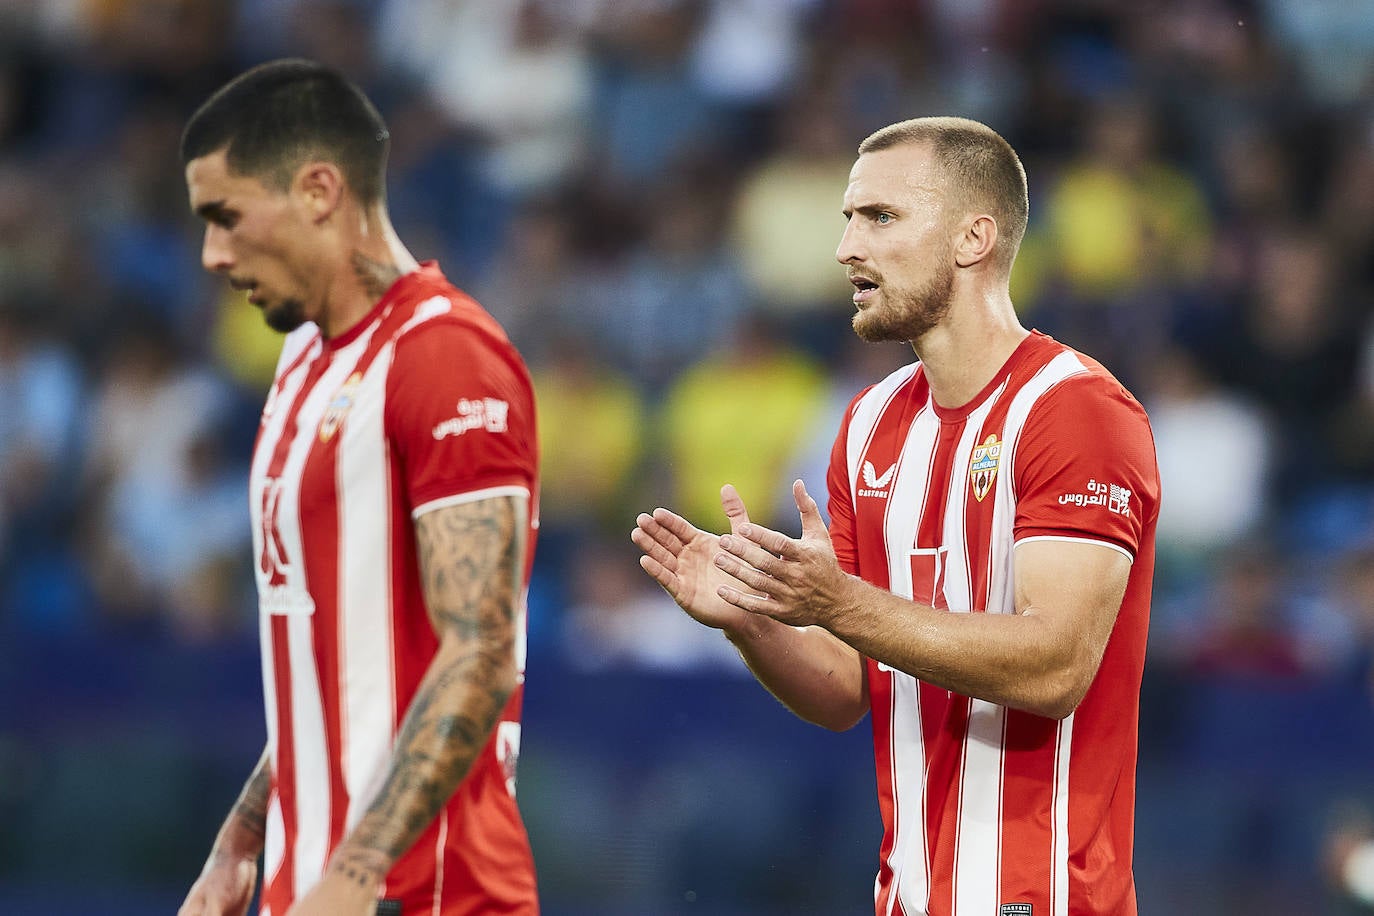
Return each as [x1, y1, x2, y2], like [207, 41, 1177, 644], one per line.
[1024, 662, 1097, 720]
[803, 696, 870, 733]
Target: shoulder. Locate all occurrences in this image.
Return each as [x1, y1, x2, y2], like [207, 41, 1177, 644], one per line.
[1032, 348, 1152, 434]
[389, 286, 526, 376]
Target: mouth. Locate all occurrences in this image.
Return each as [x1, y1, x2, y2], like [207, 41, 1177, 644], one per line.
[850, 276, 879, 306]
[229, 278, 262, 305]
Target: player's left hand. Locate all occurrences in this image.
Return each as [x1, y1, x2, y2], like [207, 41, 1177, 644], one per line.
[713, 479, 856, 629]
[283, 850, 385, 916]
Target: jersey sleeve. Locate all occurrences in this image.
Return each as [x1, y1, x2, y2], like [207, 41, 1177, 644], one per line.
[1012, 371, 1159, 561]
[385, 319, 538, 517]
[827, 391, 865, 576]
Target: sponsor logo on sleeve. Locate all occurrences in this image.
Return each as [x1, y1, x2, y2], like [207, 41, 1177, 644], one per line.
[1057, 478, 1131, 516]
[1000, 905, 1033, 916]
[969, 433, 1002, 502]
[432, 397, 510, 440]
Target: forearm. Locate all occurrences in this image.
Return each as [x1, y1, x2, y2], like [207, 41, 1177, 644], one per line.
[330, 638, 516, 882]
[210, 748, 271, 863]
[327, 494, 526, 888]
[725, 614, 867, 731]
[827, 576, 1086, 718]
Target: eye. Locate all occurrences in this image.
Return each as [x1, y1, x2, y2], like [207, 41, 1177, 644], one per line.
[875, 212, 893, 225]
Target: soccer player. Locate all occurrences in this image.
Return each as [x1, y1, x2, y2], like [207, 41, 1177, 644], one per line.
[633, 117, 1160, 915]
[177, 60, 539, 916]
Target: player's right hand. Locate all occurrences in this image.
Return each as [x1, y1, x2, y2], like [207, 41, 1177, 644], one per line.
[178, 855, 256, 916]
[631, 484, 761, 632]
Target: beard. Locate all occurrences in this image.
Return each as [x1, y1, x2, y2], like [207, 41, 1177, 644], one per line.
[851, 259, 954, 344]
[262, 297, 308, 333]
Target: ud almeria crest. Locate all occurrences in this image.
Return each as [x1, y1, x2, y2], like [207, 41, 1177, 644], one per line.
[969, 433, 1002, 502]
[319, 372, 363, 443]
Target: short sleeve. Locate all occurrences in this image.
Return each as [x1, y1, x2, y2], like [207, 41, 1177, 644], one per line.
[827, 393, 863, 576]
[1013, 371, 1159, 561]
[385, 320, 538, 517]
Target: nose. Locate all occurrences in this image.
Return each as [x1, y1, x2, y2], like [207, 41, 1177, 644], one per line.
[201, 224, 233, 274]
[836, 217, 864, 265]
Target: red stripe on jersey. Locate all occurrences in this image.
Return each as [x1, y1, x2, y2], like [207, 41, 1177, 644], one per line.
[869, 660, 898, 915]
[267, 615, 296, 914]
[997, 712, 1058, 906]
[921, 685, 969, 914]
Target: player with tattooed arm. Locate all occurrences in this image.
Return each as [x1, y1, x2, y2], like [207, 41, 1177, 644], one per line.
[177, 59, 539, 916]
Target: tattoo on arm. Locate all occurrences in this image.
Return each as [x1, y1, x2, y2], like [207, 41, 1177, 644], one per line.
[209, 747, 271, 864]
[232, 751, 272, 840]
[336, 494, 526, 875]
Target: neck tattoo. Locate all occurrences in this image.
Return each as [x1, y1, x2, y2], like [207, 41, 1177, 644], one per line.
[352, 251, 404, 302]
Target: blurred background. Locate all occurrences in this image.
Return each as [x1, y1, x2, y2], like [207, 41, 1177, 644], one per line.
[1, 0, 1373, 913]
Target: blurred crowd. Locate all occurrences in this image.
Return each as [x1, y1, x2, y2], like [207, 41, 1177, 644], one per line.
[2, 0, 1374, 909]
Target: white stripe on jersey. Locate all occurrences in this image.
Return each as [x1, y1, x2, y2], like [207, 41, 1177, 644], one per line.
[338, 341, 398, 832]
[1052, 717, 1074, 916]
[262, 611, 284, 888]
[264, 786, 285, 895]
[432, 810, 450, 915]
[948, 389, 1006, 916]
[890, 671, 927, 916]
[412, 484, 531, 519]
[1017, 534, 1134, 563]
[887, 403, 939, 916]
[287, 611, 330, 892]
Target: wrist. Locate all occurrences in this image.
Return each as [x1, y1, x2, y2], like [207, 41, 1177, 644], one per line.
[211, 816, 265, 865]
[327, 841, 392, 894]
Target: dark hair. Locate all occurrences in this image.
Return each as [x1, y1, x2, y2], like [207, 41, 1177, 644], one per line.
[180, 58, 389, 204]
[859, 117, 1028, 268]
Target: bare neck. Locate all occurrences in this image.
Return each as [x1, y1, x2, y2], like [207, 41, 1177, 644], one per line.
[317, 209, 421, 340]
[912, 286, 1029, 410]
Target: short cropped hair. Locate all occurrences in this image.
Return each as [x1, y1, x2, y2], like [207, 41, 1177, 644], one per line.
[859, 117, 1028, 267]
[181, 58, 389, 205]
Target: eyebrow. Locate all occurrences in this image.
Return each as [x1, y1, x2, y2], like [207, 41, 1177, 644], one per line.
[842, 203, 895, 219]
[195, 200, 229, 222]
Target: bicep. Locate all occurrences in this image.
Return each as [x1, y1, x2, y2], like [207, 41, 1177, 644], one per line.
[413, 494, 529, 642]
[1013, 538, 1131, 662]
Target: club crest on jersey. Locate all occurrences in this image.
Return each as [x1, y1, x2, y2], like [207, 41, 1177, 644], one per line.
[858, 459, 896, 498]
[318, 372, 362, 443]
[969, 433, 1002, 502]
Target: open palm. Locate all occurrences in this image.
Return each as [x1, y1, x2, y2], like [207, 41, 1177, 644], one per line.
[631, 485, 756, 631]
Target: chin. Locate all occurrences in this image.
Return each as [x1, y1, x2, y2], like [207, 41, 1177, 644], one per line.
[263, 300, 308, 334]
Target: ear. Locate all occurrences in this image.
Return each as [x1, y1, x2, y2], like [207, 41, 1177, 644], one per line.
[954, 214, 998, 268]
[293, 161, 346, 223]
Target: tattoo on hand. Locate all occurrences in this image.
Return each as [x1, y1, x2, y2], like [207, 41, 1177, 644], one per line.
[351, 496, 525, 861]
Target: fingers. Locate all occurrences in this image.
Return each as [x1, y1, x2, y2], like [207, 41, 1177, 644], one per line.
[720, 483, 751, 534]
[638, 554, 679, 597]
[634, 510, 689, 554]
[713, 550, 778, 595]
[794, 479, 830, 540]
[717, 583, 773, 615]
[727, 520, 799, 559]
[631, 523, 679, 574]
[647, 508, 698, 550]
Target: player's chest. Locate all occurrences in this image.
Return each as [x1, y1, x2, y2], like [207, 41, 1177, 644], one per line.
[851, 401, 1013, 549]
[251, 343, 391, 526]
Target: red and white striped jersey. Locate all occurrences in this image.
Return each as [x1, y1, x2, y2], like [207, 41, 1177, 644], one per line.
[248, 263, 539, 915]
[827, 331, 1159, 916]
